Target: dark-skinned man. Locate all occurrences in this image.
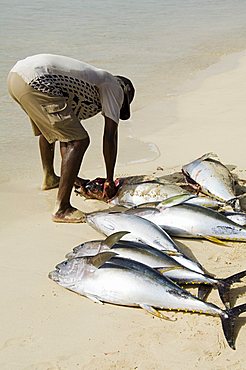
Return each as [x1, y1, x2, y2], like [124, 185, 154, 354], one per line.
[8, 54, 135, 223]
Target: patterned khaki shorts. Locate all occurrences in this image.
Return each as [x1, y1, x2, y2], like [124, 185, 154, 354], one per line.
[7, 72, 89, 143]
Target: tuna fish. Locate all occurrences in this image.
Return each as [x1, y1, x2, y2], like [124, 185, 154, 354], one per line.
[49, 252, 246, 349]
[86, 211, 204, 273]
[110, 180, 223, 209]
[182, 153, 241, 208]
[126, 195, 246, 241]
[66, 232, 246, 308]
[110, 181, 188, 207]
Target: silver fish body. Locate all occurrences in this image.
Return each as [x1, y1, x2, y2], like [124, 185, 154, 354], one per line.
[110, 181, 222, 209]
[86, 211, 204, 273]
[128, 203, 246, 241]
[182, 153, 236, 203]
[223, 211, 246, 226]
[49, 256, 221, 314]
[68, 240, 184, 269]
[68, 238, 246, 308]
[67, 239, 217, 285]
[49, 255, 246, 349]
[110, 181, 187, 207]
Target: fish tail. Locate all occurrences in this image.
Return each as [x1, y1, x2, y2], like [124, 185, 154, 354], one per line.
[218, 270, 246, 308]
[221, 304, 246, 349]
[226, 197, 241, 211]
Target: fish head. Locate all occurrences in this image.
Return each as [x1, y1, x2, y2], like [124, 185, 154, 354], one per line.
[48, 258, 88, 289]
[85, 177, 105, 195]
[86, 212, 119, 235]
[66, 240, 103, 259]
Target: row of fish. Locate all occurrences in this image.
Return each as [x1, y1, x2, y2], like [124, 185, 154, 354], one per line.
[50, 209, 246, 349]
[107, 153, 246, 242]
[50, 153, 246, 349]
[49, 230, 246, 350]
[110, 152, 245, 209]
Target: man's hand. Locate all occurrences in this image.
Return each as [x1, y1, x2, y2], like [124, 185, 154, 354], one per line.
[80, 178, 117, 201]
[102, 180, 118, 200]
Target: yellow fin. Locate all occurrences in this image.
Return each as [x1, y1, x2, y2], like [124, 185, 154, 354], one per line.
[103, 231, 130, 248]
[161, 250, 182, 256]
[157, 193, 196, 209]
[157, 266, 184, 274]
[135, 201, 160, 208]
[89, 251, 117, 268]
[204, 236, 231, 247]
[140, 304, 176, 321]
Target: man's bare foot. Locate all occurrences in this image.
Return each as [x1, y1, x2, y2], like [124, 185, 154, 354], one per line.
[42, 175, 60, 190]
[52, 207, 86, 223]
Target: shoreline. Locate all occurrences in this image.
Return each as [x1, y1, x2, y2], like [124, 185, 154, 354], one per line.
[1, 51, 246, 369]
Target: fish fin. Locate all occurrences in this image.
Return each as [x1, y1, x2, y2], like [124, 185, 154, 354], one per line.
[88, 251, 118, 268]
[229, 194, 246, 211]
[221, 304, 246, 350]
[139, 304, 176, 321]
[182, 153, 219, 170]
[125, 206, 160, 214]
[134, 201, 161, 208]
[157, 193, 197, 209]
[65, 251, 75, 259]
[198, 152, 220, 161]
[85, 294, 104, 304]
[226, 198, 242, 211]
[102, 231, 130, 249]
[197, 284, 213, 301]
[121, 202, 138, 208]
[157, 266, 184, 274]
[218, 269, 246, 308]
[204, 236, 232, 247]
[161, 250, 182, 256]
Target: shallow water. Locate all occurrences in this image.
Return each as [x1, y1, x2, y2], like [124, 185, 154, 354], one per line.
[1, 0, 246, 180]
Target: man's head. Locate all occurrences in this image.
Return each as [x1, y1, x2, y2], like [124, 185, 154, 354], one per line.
[115, 76, 135, 120]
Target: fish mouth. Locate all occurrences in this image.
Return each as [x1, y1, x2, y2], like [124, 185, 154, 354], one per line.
[65, 252, 75, 259]
[48, 270, 60, 282]
[55, 260, 70, 270]
[55, 263, 62, 270]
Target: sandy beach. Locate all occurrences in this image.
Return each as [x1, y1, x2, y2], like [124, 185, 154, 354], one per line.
[1, 51, 246, 370]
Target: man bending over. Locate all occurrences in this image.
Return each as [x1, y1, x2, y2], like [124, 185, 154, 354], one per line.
[8, 54, 135, 223]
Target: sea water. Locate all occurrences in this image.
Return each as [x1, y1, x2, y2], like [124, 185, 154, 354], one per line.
[1, 0, 246, 180]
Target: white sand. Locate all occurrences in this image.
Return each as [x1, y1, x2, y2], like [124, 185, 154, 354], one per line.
[1, 52, 246, 369]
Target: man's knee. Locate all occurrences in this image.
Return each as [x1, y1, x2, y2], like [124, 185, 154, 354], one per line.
[72, 136, 90, 151]
[81, 135, 90, 150]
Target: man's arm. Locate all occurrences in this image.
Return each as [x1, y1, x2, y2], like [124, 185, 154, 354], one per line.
[102, 116, 118, 199]
[103, 116, 118, 181]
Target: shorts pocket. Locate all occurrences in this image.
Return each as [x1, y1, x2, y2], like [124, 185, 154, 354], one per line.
[41, 101, 73, 125]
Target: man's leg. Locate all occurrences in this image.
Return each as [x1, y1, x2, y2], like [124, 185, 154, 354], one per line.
[39, 135, 60, 190]
[52, 137, 90, 223]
